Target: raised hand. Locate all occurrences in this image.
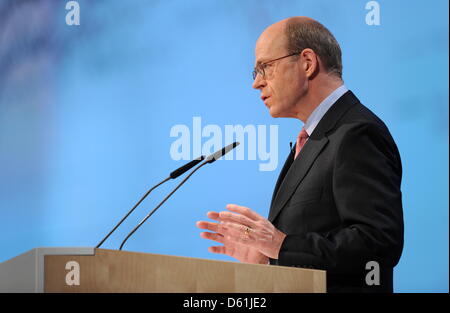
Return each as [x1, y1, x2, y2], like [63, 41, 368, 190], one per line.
[214, 204, 286, 259]
[196, 211, 269, 264]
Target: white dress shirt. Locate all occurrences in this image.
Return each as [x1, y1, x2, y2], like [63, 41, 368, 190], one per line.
[303, 85, 348, 136]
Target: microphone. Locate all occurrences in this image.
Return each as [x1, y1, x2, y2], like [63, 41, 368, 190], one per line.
[205, 141, 240, 163]
[95, 155, 205, 249]
[118, 141, 240, 250]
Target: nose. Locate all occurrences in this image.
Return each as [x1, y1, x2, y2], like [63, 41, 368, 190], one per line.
[252, 73, 266, 90]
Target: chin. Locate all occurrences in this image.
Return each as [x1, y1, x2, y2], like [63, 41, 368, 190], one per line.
[268, 106, 287, 118]
[268, 107, 278, 118]
[267, 104, 277, 117]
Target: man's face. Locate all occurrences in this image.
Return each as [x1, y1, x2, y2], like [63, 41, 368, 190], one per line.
[252, 27, 308, 118]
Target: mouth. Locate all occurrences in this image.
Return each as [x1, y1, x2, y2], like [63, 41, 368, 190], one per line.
[261, 95, 270, 106]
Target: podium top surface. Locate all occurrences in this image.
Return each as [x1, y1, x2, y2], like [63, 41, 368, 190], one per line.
[0, 247, 326, 293]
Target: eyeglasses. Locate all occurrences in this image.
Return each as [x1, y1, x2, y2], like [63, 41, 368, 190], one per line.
[252, 52, 300, 80]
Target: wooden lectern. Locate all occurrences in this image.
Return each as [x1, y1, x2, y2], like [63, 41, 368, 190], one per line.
[0, 248, 326, 293]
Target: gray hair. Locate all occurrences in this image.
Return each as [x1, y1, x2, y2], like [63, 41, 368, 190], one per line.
[284, 19, 343, 78]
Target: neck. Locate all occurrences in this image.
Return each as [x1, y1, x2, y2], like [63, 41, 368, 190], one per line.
[295, 75, 343, 123]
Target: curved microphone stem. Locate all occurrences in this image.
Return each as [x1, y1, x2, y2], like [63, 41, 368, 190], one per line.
[95, 176, 171, 249]
[119, 161, 208, 250]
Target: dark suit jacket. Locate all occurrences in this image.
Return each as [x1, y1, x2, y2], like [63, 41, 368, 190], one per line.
[268, 90, 404, 293]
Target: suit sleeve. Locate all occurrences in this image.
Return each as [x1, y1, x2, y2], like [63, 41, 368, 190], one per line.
[275, 122, 404, 273]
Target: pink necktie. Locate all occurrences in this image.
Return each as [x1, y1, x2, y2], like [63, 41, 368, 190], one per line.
[294, 128, 309, 159]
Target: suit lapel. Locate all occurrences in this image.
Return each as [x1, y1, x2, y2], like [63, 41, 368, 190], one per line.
[268, 136, 329, 222]
[268, 90, 360, 223]
[269, 148, 294, 209]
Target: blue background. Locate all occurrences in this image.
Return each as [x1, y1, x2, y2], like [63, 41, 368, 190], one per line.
[0, 0, 448, 292]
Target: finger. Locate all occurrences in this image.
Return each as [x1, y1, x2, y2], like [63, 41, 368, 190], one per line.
[208, 246, 226, 254]
[225, 232, 256, 247]
[221, 221, 256, 241]
[200, 231, 224, 244]
[198, 221, 231, 236]
[207, 211, 221, 221]
[226, 204, 263, 221]
[219, 211, 257, 229]
[196, 221, 220, 233]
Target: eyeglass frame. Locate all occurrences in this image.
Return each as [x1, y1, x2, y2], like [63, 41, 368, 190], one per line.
[252, 52, 300, 80]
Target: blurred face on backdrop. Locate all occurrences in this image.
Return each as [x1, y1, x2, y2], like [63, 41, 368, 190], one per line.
[252, 22, 309, 118]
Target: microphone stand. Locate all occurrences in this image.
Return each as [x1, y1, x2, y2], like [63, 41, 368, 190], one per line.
[96, 156, 204, 249]
[95, 177, 170, 249]
[119, 161, 208, 250]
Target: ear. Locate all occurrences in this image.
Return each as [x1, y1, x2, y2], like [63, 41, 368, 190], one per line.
[300, 48, 319, 78]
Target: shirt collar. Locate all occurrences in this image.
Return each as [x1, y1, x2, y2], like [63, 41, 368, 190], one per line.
[303, 84, 348, 136]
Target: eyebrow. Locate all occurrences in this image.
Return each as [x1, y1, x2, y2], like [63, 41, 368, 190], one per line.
[256, 54, 281, 66]
[255, 58, 269, 66]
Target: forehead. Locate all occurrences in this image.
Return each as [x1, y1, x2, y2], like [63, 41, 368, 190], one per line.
[254, 25, 287, 65]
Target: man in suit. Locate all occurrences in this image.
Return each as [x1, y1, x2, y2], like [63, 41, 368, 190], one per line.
[196, 16, 404, 292]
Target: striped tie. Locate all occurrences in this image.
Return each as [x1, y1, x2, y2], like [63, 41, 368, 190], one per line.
[294, 127, 309, 159]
